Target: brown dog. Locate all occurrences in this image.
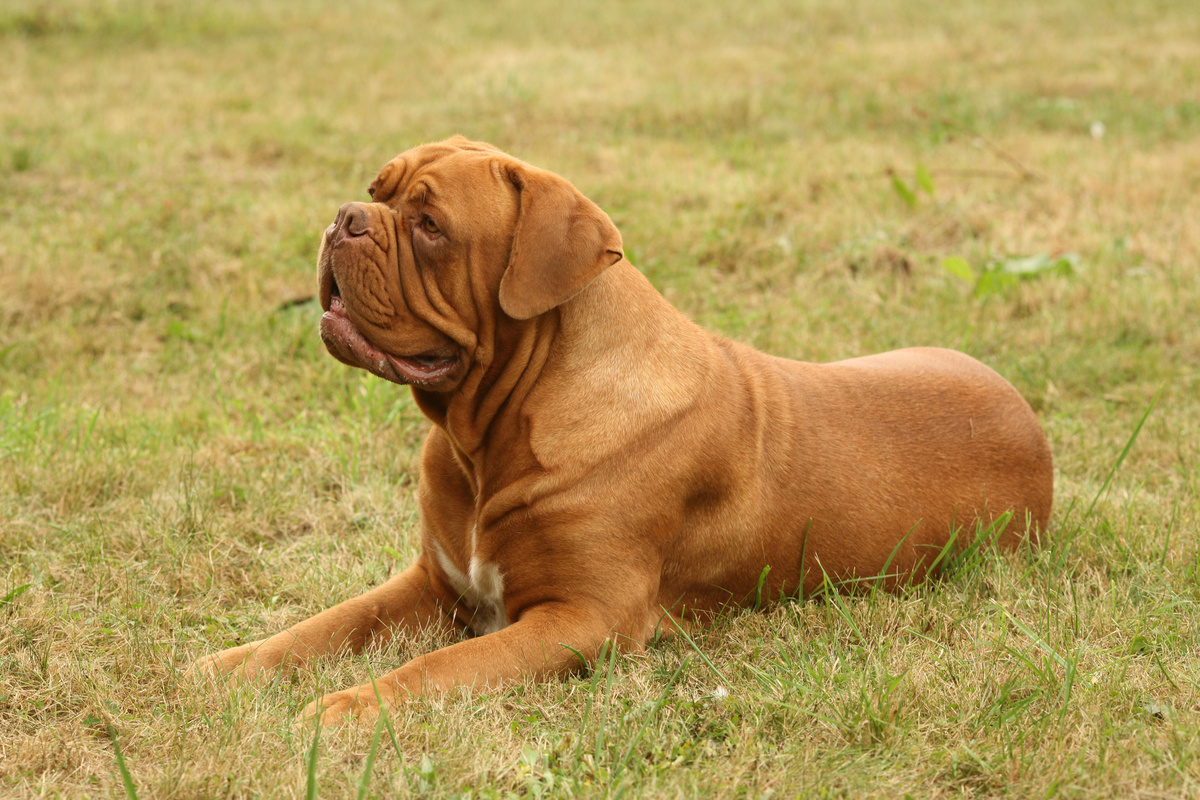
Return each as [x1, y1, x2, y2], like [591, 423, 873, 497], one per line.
[191, 136, 1053, 723]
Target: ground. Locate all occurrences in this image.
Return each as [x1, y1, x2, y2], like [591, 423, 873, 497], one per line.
[1, 0, 1199, 797]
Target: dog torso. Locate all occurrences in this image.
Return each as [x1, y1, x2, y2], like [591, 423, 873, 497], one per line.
[413, 258, 1052, 642]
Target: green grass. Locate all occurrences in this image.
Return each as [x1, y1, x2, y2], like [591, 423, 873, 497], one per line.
[2, 0, 1199, 796]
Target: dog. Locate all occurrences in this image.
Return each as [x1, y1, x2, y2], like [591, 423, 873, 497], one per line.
[190, 136, 1053, 724]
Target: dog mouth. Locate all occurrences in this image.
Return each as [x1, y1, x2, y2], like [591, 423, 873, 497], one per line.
[319, 285, 461, 387]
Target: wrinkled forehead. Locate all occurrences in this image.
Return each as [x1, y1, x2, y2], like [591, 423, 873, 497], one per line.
[368, 141, 514, 208]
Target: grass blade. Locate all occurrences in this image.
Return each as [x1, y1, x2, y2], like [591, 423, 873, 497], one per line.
[1084, 386, 1162, 519]
[108, 727, 139, 800]
[996, 603, 1067, 671]
[753, 564, 771, 609]
[662, 609, 730, 685]
[0, 583, 31, 609]
[594, 640, 619, 761]
[305, 708, 321, 800]
[357, 711, 386, 800]
[364, 665, 406, 764]
[612, 657, 689, 786]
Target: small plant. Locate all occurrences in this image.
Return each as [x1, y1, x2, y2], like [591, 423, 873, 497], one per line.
[889, 163, 936, 208]
[942, 252, 1079, 297]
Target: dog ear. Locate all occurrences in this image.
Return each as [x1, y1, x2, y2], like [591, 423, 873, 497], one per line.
[499, 165, 624, 320]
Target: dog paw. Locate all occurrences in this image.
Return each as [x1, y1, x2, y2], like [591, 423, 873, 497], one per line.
[185, 640, 270, 683]
[301, 688, 382, 727]
[302, 682, 408, 727]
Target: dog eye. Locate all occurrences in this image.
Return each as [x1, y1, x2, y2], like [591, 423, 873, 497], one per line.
[421, 216, 440, 235]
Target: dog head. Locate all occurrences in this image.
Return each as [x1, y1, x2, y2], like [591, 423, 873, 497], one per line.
[317, 136, 624, 391]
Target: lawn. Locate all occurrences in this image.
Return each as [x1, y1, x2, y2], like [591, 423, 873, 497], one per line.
[2, 0, 1199, 797]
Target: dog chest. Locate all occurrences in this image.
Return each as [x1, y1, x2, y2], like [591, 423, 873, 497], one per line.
[431, 532, 508, 636]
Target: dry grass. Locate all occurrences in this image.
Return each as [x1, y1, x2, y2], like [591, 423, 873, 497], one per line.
[2, 0, 1199, 797]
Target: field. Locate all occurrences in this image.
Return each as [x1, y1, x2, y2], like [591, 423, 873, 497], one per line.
[2, 0, 1199, 796]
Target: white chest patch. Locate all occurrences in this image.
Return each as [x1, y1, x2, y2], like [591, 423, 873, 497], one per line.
[432, 536, 508, 636]
[466, 555, 507, 635]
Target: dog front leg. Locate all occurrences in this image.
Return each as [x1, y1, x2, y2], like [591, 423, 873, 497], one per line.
[303, 602, 620, 724]
[188, 558, 456, 681]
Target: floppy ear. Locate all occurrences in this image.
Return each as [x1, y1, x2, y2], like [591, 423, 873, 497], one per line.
[498, 165, 624, 320]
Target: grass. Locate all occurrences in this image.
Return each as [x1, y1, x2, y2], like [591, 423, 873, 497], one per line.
[2, 0, 1199, 796]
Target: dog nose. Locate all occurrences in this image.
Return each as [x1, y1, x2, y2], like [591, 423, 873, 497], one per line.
[337, 203, 370, 237]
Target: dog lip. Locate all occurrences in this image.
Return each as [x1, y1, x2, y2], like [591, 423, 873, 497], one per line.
[319, 300, 461, 387]
[385, 351, 460, 383]
[318, 244, 336, 312]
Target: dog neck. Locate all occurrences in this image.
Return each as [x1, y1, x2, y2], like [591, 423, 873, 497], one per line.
[523, 260, 713, 471]
[409, 295, 558, 497]
[411, 259, 711, 503]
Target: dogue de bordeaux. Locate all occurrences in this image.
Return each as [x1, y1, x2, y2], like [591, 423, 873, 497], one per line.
[191, 136, 1053, 724]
